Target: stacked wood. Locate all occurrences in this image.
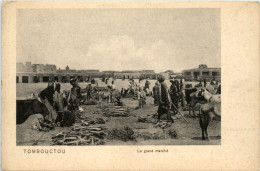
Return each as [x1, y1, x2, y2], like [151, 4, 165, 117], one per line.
[75, 114, 105, 125]
[100, 105, 130, 117]
[51, 124, 106, 146]
[93, 86, 109, 92]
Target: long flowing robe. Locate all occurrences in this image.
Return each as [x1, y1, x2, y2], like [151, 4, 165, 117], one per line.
[53, 91, 64, 112]
[152, 85, 159, 105]
[68, 85, 81, 111]
[158, 82, 171, 109]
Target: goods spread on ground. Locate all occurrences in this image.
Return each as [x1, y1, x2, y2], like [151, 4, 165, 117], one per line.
[107, 126, 135, 141]
[51, 116, 107, 145]
[51, 125, 106, 145]
[32, 118, 55, 132]
[100, 105, 130, 117]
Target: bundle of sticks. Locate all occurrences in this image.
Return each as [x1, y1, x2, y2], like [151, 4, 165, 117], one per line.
[51, 124, 106, 146]
[101, 105, 130, 117]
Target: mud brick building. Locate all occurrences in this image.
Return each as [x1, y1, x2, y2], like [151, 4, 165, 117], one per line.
[182, 64, 221, 81]
[16, 62, 172, 83]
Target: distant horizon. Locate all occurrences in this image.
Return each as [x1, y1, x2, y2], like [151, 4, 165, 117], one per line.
[16, 61, 221, 73]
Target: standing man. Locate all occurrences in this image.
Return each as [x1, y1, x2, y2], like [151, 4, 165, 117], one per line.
[137, 87, 146, 108]
[216, 84, 221, 94]
[53, 83, 65, 125]
[180, 79, 184, 91]
[68, 78, 82, 113]
[152, 81, 159, 105]
[86, 84, 92, 101]
[199, 79, 202, 87]
[203, 78, 207, 87]
[130, 79, 137, 96]
[111, 80, 116, 90]
[38, 82, 56, 122]
[157, 75, 174, 123]
[169, 80, 179, 114]
[144, 78, 150, 95]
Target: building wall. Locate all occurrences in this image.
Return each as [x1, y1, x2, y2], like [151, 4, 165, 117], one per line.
[182, 68, 221, 81]
[16, 63, 171, 83]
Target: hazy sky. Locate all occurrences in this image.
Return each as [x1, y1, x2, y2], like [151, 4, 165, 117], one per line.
[17, 8, 220, 72]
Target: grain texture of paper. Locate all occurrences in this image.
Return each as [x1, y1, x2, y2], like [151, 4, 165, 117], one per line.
[2, 1, 259, 170]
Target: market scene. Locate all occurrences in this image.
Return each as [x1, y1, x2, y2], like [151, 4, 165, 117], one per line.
[17, 63, 221, 146]
[16, 8, 221, 146]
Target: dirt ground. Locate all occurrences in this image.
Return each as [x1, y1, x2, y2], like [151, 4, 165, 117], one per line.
[17, 96, 221, 146]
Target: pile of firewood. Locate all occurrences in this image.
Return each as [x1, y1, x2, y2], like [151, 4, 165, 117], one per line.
[51, 124, 106, 145]
[75, 113, 106, 125]
[101, 105, 130, 117]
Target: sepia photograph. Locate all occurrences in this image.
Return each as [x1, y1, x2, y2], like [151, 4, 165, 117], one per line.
[2, 1, 259, 170]
[16, 8, 221, 146]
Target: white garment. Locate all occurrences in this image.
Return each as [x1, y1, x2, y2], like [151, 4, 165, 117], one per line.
[111, 84, 116, 90]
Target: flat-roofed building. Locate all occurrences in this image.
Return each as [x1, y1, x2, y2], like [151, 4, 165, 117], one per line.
[182, 64, 221, 81]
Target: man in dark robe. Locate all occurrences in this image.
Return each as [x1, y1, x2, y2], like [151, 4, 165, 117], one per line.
[145, 78, 151, 95]
[38, 83, 56, 121]
[157, 75, 174, 123]
[145, 78, 150, 90]
[38, 82, 55, 106]
[175, 79, 180, 93]
[68, 78, 82, 112]
[216, 84, 221, 94]
[86, 84, 92, 101]
[204, 78, 207, 87]
[180, 79, 184, 91]
[169, 80, 179, 114]
[199, 79, 202, 87]
[152, 81, 159, 105]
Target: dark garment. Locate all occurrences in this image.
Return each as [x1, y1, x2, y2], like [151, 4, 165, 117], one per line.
[145, 80, 150, 89]
[170, 84, 179, 100]
[53, 91, 64, 112]
[86, 85, 92, 101]
[39, 85, 55, 105]
[68, 86, 81, 112]
[58, 110, 75, 127]
[170, 84, 179, 113]
[159, 83, 170, 105]
[157, 104, 173, 122]
[204, 80, 207, 87]
[180, 83, 183, 91]
[175, 80, 180, 92]
[139, 98, 146, 108]
[157, 81, 173, 122]
[216, 84, 221, 94]
[153, 85, 159, 105]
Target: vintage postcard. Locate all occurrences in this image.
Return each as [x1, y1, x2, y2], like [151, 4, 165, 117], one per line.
[2, 1, 259, 170]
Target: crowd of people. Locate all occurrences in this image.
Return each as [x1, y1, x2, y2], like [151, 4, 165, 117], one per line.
[150, 77, 186, 122]
[37, 76, 221, 127]
[38, 78, 82, 127]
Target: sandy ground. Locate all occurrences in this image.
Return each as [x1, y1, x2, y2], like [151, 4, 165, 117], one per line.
[17, 96, 221, 146]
